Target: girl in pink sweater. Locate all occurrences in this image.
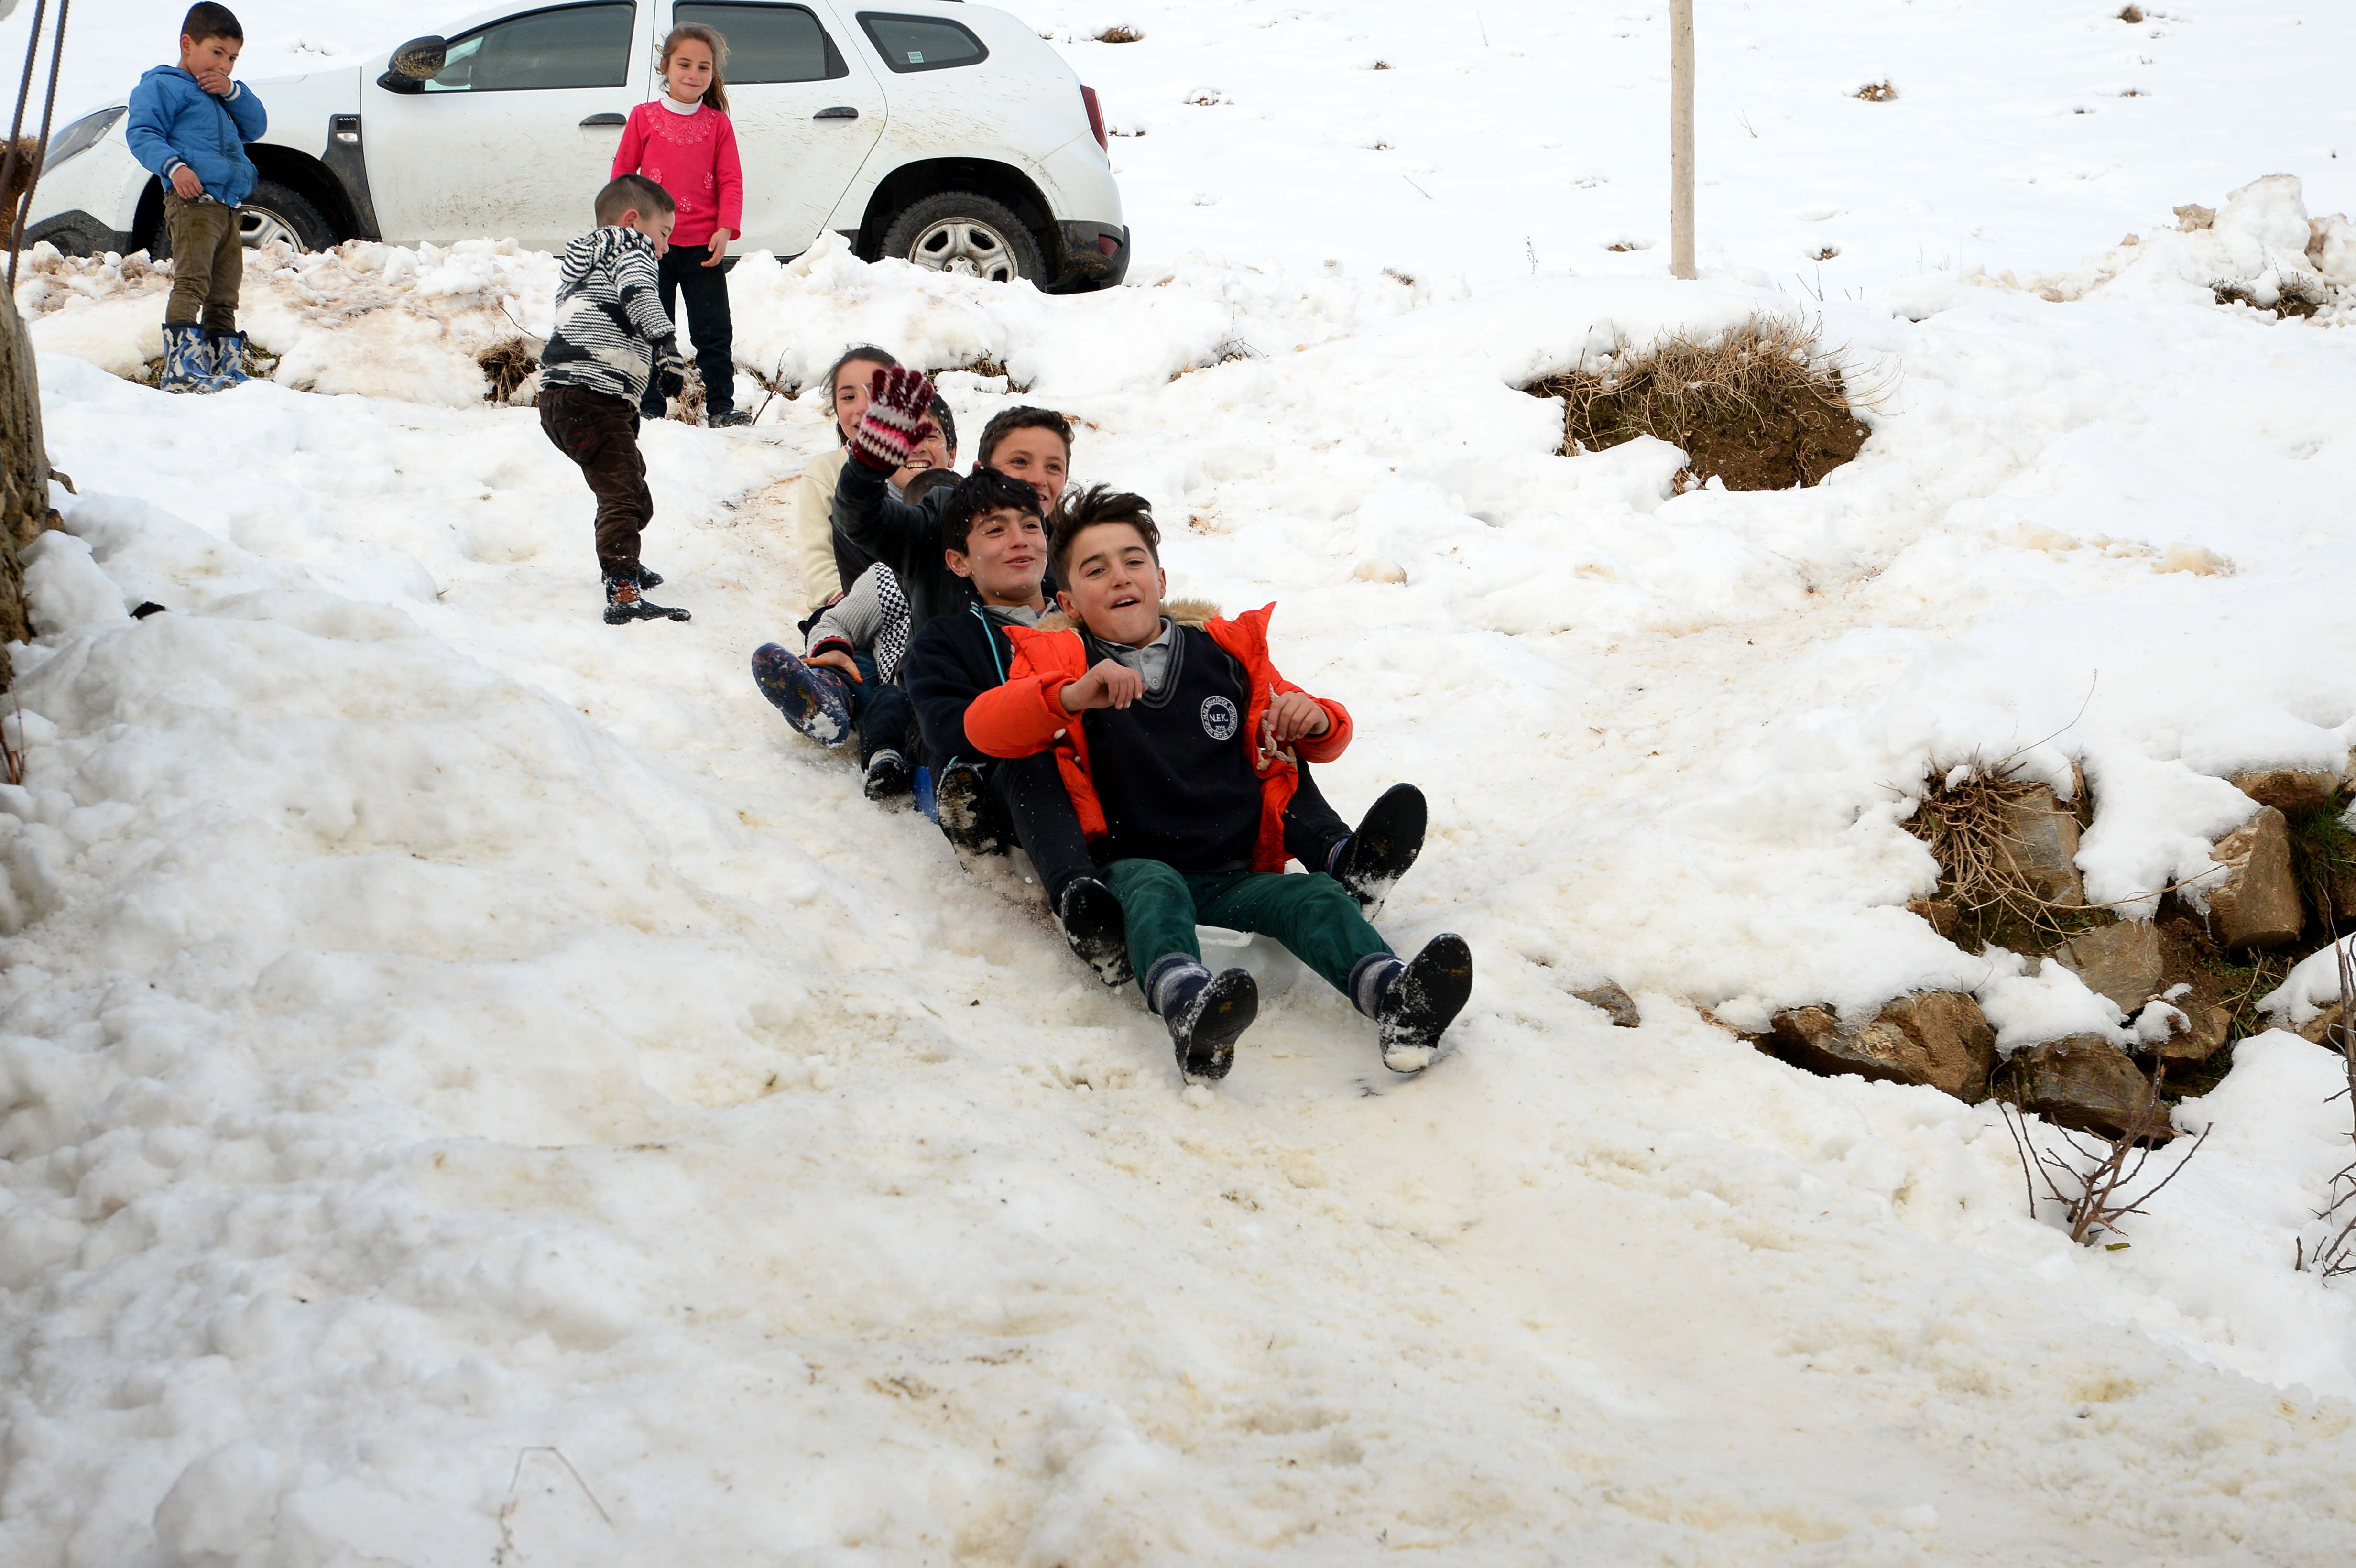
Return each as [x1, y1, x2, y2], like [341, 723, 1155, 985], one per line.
[612, 23, 750, 426]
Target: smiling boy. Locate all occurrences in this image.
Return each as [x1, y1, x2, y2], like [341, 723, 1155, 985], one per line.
[960, 488, 1471, 1080]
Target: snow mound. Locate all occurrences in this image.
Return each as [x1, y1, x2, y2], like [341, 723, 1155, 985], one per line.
[2000, 173, 2356, 316]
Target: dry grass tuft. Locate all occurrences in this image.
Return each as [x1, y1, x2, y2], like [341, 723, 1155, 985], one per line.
[1853, 80, 1898, 103]
[2118, 4, 2145, 22]
[478, 337, 538, 403]
[1094, 26, 1142, 44]
[1907, 767, 2093, 949]
[1525, 316, 1869, 490]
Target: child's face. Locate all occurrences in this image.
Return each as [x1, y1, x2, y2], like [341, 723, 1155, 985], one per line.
[179, 33, 241, 77]
[832, 360, 890, 439]
[665, 39, 715, 103]
[986, 429, 1070, 512]
[895, 428, 951, 479]
[1056, 522, 1165, 646]
[946, 507, 1047, 602]
[624, 205, 676, 248]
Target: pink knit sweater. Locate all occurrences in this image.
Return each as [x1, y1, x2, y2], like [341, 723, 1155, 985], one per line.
[611, 100, 744, 248]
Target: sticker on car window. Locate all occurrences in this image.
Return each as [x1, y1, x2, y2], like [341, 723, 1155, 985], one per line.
[908, 51, 922, 62]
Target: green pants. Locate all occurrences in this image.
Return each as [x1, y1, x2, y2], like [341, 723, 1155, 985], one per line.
[163, 192, 243, 332]
[1102, 859, 1392, 1002]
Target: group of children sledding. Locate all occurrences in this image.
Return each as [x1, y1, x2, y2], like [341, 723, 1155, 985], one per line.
[749, 361, 1473, 1079]
[131, 6, 1476, 1080]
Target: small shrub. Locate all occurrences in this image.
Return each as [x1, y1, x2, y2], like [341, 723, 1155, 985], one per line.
[478, 337, 538, 403]
[1999, 1067, 2208, 1246]
[1094, 25, 1142, 44]
[1853, 80, 1898, 103]
[1525, 316, 1869, 490]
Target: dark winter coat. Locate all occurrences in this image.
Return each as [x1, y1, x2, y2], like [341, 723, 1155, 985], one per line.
[902, 601, 1031, 770]
[126, 66, 266, 207]
[830, 457, 1062, 638]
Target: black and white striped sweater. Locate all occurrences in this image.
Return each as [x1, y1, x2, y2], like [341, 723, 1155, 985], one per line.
[538, 226, 677, 403]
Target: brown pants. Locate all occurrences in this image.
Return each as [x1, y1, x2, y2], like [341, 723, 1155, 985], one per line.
[163, 192, 242, 332]
[539, 384, 651, 577]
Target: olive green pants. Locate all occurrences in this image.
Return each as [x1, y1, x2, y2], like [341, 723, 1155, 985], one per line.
[163, 192, 242, 332]
[1102, 859, 1392, 1002]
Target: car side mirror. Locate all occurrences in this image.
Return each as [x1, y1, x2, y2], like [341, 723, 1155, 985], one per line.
[375, 35, 448, 94]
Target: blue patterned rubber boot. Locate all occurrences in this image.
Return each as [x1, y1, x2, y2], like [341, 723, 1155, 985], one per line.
[207, 329, 251, 388]
[158, 323, 215, 394]
[751, 643, 852, 747]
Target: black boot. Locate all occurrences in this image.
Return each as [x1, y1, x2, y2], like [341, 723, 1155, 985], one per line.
[1055, 877, 1131, 987]
[1330, 783, 1427, 916]
[636, 565, 663, 589]
[604, 572, 689, 624]
[936, 761, 1008, 856]
[863, 748, 914, 802]
[1149, 958, 1257, 1081]
[1375, 933, 1472, 1073]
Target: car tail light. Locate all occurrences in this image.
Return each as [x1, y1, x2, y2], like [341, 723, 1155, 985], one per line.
[1080, 85, 1107, 151]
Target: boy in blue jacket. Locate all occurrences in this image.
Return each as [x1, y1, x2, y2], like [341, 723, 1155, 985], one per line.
[126, 5, 267, 394]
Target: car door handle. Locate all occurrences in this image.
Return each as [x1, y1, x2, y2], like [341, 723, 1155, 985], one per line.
[579, 113, 626, 127]
[813, 106, 859, 120]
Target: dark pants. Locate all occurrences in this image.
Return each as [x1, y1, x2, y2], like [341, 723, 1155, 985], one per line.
[538, 385, 650, 577]
[848, 653, 916, 769]
[641, 244, 736, 418]
[980, 754, 1355, 907]
[163, 192, 242, 332]
[1102, 860, 1392, 1001]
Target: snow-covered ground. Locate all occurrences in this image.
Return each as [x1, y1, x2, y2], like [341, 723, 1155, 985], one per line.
[9, 2, 2356, 1564]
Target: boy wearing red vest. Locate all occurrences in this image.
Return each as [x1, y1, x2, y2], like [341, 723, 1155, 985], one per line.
[962, 488, 1473, 1080]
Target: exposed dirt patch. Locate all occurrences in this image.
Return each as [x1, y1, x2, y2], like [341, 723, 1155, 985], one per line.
[2214, 280, 2326, 320]
[1525, 316, 1869, 490]
[1853, 80, 1898, 103]
[2118, 5, 2145, 22]
[1094, 26, 1142, 44]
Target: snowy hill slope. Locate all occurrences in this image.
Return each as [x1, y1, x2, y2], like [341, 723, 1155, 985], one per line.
[10, 244, 2356, 1560]
[7, 0, 2356, 1562]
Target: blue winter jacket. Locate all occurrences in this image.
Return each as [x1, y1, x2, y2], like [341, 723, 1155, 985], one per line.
[125, 65, 267, 207]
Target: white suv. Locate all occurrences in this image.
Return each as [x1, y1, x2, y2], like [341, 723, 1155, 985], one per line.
[25, 0, 1129, 289]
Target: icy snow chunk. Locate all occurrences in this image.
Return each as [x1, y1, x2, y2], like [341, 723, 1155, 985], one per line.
[20, 532, 128, 632]
[153, 1440, 285, 1560]
[2260, 935, 2356, 1028]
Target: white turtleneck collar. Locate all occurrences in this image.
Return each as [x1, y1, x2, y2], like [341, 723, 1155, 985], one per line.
[658, 92, 703, 116]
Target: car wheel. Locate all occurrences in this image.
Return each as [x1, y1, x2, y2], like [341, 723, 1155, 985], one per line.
[879, 191, 1044, 284]
[239, 181, 335, 251]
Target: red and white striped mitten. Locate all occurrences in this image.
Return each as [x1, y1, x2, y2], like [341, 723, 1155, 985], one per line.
[847, 365, 940, 473]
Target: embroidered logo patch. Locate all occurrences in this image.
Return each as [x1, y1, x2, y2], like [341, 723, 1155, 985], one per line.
[1200, 694, 1240, 741]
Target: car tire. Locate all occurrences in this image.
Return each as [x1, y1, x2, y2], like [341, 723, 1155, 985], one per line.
[239, 181, 336, 251]
[145, 178, 335, 258]
[879, 191, 1044, 284]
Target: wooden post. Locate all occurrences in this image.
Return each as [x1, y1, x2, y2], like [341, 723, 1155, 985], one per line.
[1669, 0, 1696, 280]
[0, 282, 47, 677]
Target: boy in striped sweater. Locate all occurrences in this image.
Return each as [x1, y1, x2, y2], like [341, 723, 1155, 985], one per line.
[538, 174, 693, 624]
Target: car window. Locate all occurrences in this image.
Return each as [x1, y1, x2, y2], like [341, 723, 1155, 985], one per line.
[676, 3, 847, 83]
[425, 3, 638, 92]
[856, 12, 988, 74]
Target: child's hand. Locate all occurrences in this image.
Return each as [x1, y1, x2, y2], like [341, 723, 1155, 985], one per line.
[1059, 659, 1145, 713]
[703, 229, 733, 267]
[194, 67, 234, 96]
[848, 366, 939, 474]
[1257, 689, 1330, 765]
[808, 648, 862, 683]
[170, 166, 204, 199]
